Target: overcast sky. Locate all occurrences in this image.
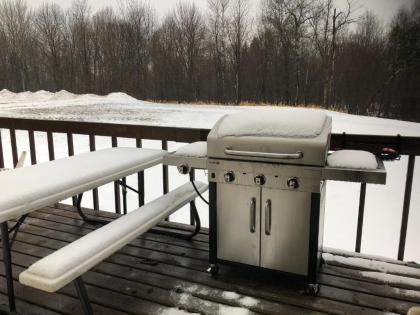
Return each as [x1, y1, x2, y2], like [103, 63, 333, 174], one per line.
[27, 0, 415, 26]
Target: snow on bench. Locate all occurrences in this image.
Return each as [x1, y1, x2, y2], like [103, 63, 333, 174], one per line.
[0, 147, 166, 223]
[19, 181, 208, 293]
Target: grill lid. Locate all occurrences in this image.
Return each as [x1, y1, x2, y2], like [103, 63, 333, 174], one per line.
[216, 109, 328, 139]
[207, 109, 332, 166]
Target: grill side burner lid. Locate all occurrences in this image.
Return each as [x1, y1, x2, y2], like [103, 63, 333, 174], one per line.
[207, 109, 332, 166]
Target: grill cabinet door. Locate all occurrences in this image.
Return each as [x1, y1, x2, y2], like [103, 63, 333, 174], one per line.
[217, 183, 260, 266]
[260, 188, 311, 275]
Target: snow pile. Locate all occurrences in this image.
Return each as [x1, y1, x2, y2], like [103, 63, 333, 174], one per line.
[174, 142, 207, 157]
[107, 92, 138, 102]
[0, 89, 15, 99]
[221, 291, 241, 300]
[50, 90, 77, 101]
[159, 308, 200, 315]
[218, 305, 251, 315]
[32, 90, 54, 101]
[323, 253, 420, 277]
[237, 297, 259, 308]
[221, 291, 259, 308]
[327, 150, 378, 170]
[407, 307, 420, 315]
[216, 109, 328, 138]
[360, 271, 420, 290]
[323, 247, 419, 267]
[0, 89, 137, 104]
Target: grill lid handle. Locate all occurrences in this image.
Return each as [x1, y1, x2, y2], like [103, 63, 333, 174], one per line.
[265, 199, 272, 236]
[224, 149, 303, 160]
[250, 198, 256, 233]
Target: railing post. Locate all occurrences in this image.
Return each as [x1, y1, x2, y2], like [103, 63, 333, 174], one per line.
[28, 130, 37, 165]
[0, 129, 4, 169]
[162, 140, 169, 221]
[89, 135, 99, 211]
[136, 139, 145, 207]
[112, 137, 121, 214]
[9, 129, 18, 167]
[398, 155, 416, 260]
[47, 131, 55, 161]
[355, 183, 366, 253]
[189, 169, 196, 225]
[162, 140, 169, 194]
[67, 133, 77, 206]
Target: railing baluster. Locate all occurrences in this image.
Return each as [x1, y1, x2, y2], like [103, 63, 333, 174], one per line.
[355, 183, 367, 253]
[9, 129, 18, 167]
[47, 131, 55, 161]
[112, 136, 121, 214]
[122, 177, 127, 215]
[67, 133, 77, 206]
[162, 140, 169, 221]
[28, 130, 37, 165]
[89, 135, 99, 211]
[398, 155, 416, 261]
[136, 139, 145, 207]
[0, 129, 4, 169]
[162, 140, 169, 194]
[189, 169, 196, 226]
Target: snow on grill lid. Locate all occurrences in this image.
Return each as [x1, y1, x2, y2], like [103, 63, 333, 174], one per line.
[216, 109, 328, 139]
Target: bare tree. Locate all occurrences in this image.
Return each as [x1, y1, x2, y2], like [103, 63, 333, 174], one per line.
[35, 3, 66, 90]
[91, 7, 120, 93]
[66, 0, 93, 92]
[208, 0, 230, 103]
[173, 2, 206, 101]
[311, 0, 354, 108]
[0, 0, 33, 91]
[284, 0, 314, 104]
[119, 0, 155, 98]
[228, 0, 249, 104]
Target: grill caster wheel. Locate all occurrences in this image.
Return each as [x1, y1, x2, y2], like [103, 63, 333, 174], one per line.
[207, 264, 219, 278]
[305, 284, 319, 296]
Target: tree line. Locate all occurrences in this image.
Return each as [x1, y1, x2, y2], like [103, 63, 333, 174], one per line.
[0, 0, 419, 121]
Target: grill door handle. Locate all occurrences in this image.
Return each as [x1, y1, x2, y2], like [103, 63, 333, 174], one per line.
[224, 149, 303, 160]
[265, 199, 272, 236]
[250, 198, 256, 233]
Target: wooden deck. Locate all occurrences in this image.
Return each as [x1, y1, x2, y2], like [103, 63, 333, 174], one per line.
[1, 205, 419, 315]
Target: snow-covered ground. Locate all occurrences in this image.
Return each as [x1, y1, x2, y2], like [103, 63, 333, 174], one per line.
[1, 89, 420, 263]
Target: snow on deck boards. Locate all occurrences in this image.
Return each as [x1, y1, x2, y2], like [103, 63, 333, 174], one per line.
[3, 204, 419, 315]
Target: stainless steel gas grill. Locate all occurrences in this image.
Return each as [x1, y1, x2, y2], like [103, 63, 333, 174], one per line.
[164, 109, 386, 291]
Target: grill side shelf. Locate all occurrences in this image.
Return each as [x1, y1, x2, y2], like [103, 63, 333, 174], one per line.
[322, 158, 386, 184]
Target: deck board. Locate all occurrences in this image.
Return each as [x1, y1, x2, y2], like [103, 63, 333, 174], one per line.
[0, 205, 418, 314]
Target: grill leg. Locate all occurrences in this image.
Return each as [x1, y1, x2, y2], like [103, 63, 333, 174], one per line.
[74, 277, 93, 315]
[1, 222, 16, 312]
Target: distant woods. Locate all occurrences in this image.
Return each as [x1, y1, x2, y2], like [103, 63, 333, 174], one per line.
[0, 0, 419, 121]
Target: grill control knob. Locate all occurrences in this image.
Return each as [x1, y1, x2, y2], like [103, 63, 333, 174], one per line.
[254, 174, 266, 186]
[287, 177, 299, 189]
[177, 164, 190, 175]
[224, 171, 235, 183]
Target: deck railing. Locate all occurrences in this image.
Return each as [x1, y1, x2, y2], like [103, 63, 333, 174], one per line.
[0, 116, 419, 261]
